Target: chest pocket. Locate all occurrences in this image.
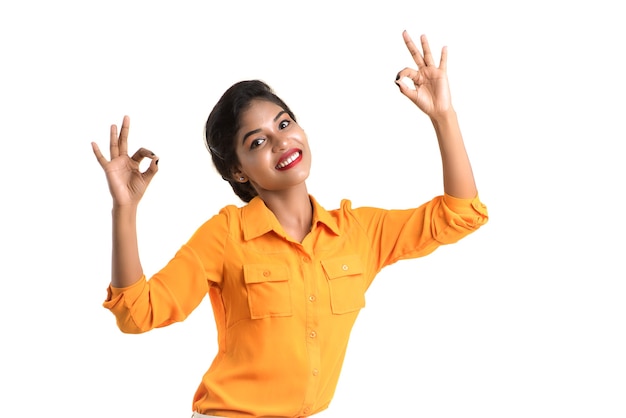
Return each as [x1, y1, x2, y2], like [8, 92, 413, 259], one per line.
[321, 255, 366, 314]
[243, 264, 293, 319]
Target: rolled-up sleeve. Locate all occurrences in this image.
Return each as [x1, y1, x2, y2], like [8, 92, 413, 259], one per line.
[350, 194, 488, 273]
[103, 211, 230, 334]
[434, 194, 489, 243]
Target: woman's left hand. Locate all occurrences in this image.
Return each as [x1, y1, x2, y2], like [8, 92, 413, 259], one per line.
[395, 31, 452, 118]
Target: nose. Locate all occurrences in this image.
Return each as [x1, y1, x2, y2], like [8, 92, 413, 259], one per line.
[271, 134, 289, 153]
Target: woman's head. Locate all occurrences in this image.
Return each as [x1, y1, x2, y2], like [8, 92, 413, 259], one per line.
[205, 80, 298, 202]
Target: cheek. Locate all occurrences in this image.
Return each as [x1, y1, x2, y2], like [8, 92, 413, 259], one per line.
[240, 152, 269, 173]
[300, 132, 310, 148]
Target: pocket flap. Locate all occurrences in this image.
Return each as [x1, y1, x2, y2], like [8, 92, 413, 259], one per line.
[243, 264, 290, 284]
[321, 255, 364, 280]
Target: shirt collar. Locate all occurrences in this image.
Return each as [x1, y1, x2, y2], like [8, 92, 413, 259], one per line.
[241, 195, 340, 241]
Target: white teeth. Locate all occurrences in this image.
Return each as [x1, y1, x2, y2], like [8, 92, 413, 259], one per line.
[276, 151, 300, 169]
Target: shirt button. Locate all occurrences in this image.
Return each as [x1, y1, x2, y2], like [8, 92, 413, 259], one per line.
[342, 264, 349, 271]
[309, 331, 317, 339]
[308, 295, 316, 302]
[302, 256, 311, 263]
[312, 369, 319, 376]
[263, 270, 270, 277]
[303, 407, 311, 414]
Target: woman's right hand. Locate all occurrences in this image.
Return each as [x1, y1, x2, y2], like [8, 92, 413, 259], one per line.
[91, 115, 159, 207]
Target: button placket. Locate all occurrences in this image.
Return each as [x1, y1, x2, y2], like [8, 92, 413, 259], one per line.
[301, 249, 320, 411]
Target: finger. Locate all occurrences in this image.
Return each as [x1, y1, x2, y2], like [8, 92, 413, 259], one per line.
[395, 77, 413, 98]
[91, 142, 109, 168]
[395, 67, 420, 88]
[130, 147, 157, 164]
[142, 156, 159, 184]
[420, 34, 436, 67]
[402, 30, 425, 69]
[109, 123, 119, 158]
[439, 46, 448, 72]
[118, 115, 130, 156]
[394, 68, 418, 100]
[130, 147, 159, 182]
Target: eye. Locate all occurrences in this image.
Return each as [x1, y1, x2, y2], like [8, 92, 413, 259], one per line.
[279, 119, 290, 129]
[250, 138, 265, 149]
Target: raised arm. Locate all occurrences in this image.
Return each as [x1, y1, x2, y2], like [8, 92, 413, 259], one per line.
[395, 31, 477, 199]
[92, 116, 159, 288]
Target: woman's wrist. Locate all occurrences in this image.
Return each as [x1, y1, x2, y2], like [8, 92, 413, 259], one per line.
[429, 107, 457, 127]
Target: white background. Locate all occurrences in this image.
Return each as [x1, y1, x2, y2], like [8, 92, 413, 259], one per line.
[1, 1, 624, 417]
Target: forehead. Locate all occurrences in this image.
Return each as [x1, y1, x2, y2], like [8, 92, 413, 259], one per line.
[239, 99, 285, 128]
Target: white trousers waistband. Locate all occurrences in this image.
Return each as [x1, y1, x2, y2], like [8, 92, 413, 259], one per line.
[192, 413, 223, 418]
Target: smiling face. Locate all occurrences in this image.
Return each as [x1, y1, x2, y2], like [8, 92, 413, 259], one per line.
[234, 99, 311, 197]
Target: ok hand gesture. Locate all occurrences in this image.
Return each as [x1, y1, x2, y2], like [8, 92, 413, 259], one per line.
[395, 31, 452, 118]
[91, 116, 159, 207]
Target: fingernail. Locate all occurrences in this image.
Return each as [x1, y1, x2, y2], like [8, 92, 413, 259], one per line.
[395, 74, 400, 81]
[156, 159, 159, 165]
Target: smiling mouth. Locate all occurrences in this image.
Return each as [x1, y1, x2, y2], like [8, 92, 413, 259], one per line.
[276, 151, 302, 170]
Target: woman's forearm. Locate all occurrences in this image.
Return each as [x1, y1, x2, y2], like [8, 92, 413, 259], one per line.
[431, 109, 478, 199]
[110, 204, 144, 288]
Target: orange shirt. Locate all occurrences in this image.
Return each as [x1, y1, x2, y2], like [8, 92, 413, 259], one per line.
[104, 194, 488, 417]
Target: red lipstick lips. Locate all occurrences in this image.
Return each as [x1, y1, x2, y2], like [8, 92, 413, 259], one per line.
[275, 149, 302, 170]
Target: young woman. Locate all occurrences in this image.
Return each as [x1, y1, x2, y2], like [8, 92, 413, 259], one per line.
[92, 31, 488, 418]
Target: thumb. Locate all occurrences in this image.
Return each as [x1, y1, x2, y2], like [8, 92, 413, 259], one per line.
[142, 156, 159, 184]
[395, 77, 416, 103]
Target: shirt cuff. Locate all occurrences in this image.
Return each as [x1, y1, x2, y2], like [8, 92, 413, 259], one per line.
[442, 193, 489, 228]
[103, 275, 146, 305]
[443, 194, 487, 215]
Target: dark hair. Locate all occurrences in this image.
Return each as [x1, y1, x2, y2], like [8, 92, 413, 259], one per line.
[204, 80, 297, 203]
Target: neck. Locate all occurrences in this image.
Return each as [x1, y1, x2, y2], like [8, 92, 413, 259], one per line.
[258, 184, 313, 243]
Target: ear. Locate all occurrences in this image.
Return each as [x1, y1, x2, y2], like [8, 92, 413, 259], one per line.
[231, 168, 248, 183]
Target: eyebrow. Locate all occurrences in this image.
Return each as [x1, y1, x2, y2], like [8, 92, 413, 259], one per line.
[241, 110, 288, 145]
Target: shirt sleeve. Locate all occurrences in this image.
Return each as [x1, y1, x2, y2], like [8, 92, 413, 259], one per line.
[349, 194, 488, 274]
[102, 210, 230, 334]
